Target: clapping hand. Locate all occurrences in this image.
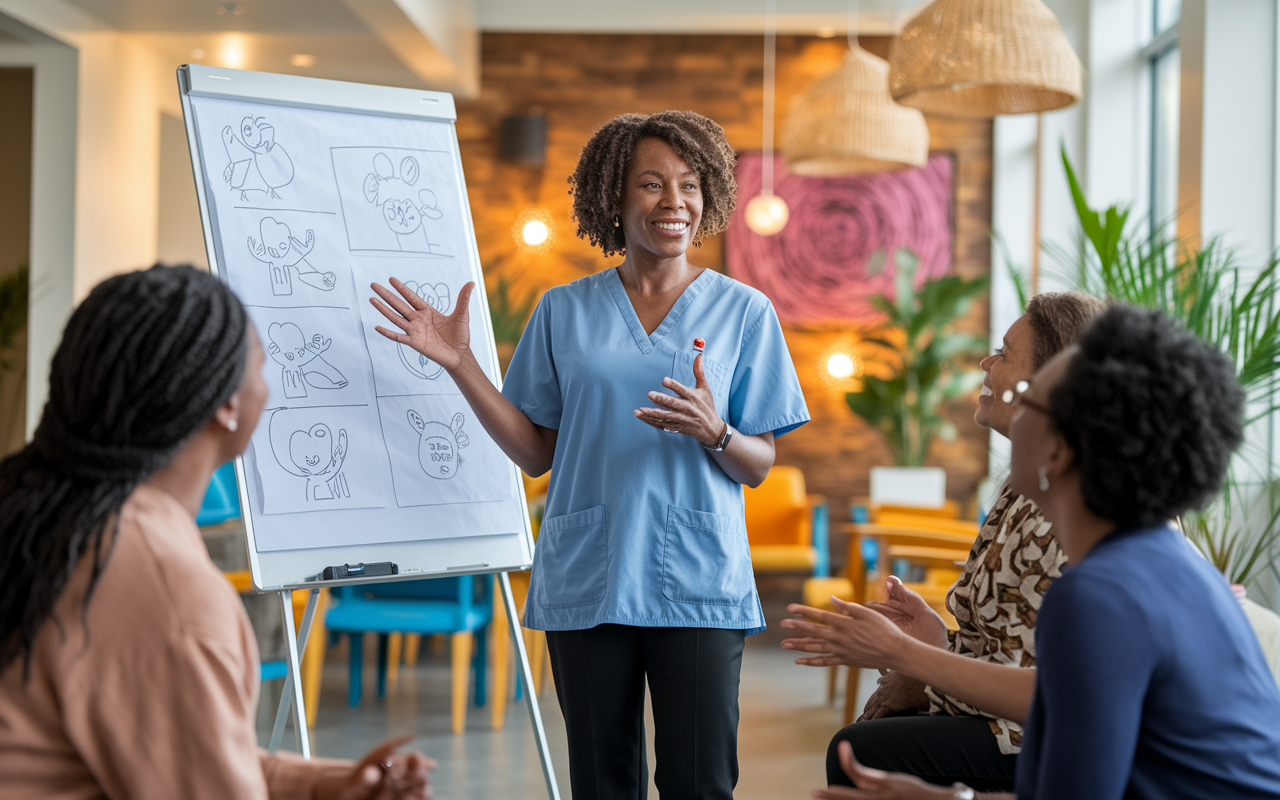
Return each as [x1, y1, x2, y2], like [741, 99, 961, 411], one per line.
[865, 576, 950, 649]
[857, 671, 930, 722]
[371, 279, 475, 374]
[812, 741, 957, 800]
[316, 736, 436, 800]
[780, 596, 912, 671]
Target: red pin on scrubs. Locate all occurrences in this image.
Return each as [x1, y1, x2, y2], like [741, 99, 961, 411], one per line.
[693, 337, 705, 352]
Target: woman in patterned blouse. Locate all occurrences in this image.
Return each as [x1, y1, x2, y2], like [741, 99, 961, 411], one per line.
[801, 292, 1103, 793]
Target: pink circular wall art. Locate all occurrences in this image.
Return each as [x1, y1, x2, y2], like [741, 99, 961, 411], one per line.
[725, 153, 953, 326]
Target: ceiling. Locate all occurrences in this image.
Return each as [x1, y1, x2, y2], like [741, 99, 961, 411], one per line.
[5, 0, 927, 95]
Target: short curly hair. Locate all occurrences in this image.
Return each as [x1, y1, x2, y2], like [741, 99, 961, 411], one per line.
[1049, 305, 1243, 530]
[568, 110, 738, 256]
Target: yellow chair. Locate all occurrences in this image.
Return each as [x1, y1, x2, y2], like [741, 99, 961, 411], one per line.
[744, 466, 830, 575]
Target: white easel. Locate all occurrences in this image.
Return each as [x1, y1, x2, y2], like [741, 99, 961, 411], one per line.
[266, 573, 561, 800]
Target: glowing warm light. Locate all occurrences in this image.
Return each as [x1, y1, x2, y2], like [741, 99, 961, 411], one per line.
[218, 36, 247, 69]
[827, 352, 856, 379]
[817, 26, 837, 38]
[744, 193, 790, 236]
[290, 53, 317, 67]
[522, 219, 549, 246]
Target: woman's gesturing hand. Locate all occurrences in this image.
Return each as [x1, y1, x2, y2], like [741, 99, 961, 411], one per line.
[865, 576, 950, 650]
[780, 597, 913, 671]
[634, 353, 726, 448]
[316, 735, 436, 800]
[370, 279, 474, 374]
[857, 671, 931, 722]
[813, 742, 964, 800]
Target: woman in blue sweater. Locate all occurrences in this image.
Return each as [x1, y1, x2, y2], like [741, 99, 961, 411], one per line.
[786, 305, 1280, 799]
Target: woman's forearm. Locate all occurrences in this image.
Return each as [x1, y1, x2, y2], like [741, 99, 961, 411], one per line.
[890, 639, 1036, 724]
[447, 353, 557, 476]
[709, 429, 775, 487]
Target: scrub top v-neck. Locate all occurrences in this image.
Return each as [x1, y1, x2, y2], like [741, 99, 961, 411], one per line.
[502, 268, 810, 634]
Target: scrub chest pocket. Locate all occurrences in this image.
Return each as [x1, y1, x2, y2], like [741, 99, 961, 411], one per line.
[662, 505, 753, 605]
[535, 505, 608, 608]
[670, 350, 730, 415]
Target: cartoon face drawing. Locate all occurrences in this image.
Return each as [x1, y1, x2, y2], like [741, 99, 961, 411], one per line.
[396, 281, 451, 380]
[407, 410, 469, 479]
[290, 424, 336, 474]
[221, 115, 293, 200]
[266, 322, 347, 399]
[362, 154, 444, 252]
[248, 217, 336, 296]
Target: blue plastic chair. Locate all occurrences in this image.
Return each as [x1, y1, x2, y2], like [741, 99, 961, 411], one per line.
[198, 462, 241, 526]
[326, 575, 493, 733]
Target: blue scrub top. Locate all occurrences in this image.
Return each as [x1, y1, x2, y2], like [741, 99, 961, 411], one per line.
[502, 267, 810, 635]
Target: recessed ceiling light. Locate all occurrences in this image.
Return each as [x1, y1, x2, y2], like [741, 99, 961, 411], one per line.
[216, 4, 243, 16]
[290, 54, 317, 67]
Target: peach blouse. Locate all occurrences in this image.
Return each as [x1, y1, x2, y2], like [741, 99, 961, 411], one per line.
[0, 485, 348, 799]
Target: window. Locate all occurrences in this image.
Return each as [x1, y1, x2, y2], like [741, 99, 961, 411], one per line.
[1146, 1, 1181, 238]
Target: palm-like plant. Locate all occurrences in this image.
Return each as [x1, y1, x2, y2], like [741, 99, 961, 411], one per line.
[846, 248, 989, 467]
[1051, 151, 1280, 592]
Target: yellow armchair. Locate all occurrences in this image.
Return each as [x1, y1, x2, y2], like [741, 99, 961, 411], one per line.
[744, 466, 830, 575]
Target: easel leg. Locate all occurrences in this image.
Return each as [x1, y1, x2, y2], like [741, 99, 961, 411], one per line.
[500, 572, 561, 800]
[269, 589, 319, 757]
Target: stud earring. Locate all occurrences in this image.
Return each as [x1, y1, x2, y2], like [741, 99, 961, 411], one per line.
[226, 418, 238, 433]
[1038, 465, 1050, 493]
[614, 216, 620, 228]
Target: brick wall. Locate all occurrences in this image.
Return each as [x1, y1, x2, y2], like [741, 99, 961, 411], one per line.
[456, 33, 994, 549]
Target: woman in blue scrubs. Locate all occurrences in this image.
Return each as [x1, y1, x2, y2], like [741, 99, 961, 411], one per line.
[370, 110, 809, 799]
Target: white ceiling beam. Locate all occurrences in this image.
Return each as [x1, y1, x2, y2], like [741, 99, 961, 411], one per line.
[339, 0, 478, 97]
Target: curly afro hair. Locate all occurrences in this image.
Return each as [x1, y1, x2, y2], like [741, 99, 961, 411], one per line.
[568, 110, 738, 256]
[1049, 305, 1243, 530]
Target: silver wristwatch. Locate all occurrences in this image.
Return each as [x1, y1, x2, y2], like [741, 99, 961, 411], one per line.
[703, 423, 733, 452]
[949, 783, 975, 800]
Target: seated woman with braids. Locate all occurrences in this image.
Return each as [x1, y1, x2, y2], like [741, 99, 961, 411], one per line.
[818, 292, 1103, 793]
[0, 266, 433, 799]
[789, 305, 1280, 799]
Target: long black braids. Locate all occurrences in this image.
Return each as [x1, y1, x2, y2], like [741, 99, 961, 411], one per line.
[0, 265, 248, 676]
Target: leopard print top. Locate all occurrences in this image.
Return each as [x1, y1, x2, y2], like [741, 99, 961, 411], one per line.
[922, 482, 1065, 754]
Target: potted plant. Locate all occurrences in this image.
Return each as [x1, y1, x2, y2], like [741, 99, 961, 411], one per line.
[845, 248, 989, 467]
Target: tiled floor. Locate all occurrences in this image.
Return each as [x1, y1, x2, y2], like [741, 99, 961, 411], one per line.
[259, 584, 877, 799]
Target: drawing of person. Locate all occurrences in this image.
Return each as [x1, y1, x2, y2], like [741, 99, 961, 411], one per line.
[248, 217, 338, 296]
[362, 154, 446, 254]
[268, 410, 351, 502]
[266, 322, 348, 399]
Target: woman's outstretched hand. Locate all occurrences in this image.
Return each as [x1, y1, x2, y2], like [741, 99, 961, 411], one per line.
[781, 597, 913, 671]
[370, 279, 474, 374]
[865, 576, 950, 649]
[316, 736, 436, 800]
[634, 353, 725, 448]
[812, 741, 963, 800]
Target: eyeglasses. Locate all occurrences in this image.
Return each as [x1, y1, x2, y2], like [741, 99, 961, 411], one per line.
[1003, 380, 1054, 418]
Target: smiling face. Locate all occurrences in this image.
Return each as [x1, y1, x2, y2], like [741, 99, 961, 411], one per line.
[289, 423, 334, 475]
[619, 137, 703, 262]
[976, 314, 1038, 437]
[260, 218, 291, 259]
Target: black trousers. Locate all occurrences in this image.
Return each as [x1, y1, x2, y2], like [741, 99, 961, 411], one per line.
[827, 714, 1018, 793]
[546, 625, 746, 800]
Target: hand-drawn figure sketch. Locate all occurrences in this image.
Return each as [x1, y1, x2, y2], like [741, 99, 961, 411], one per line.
[407, 410, 469, 479]
[332, 146, 457, 257]
[222, 115, 295, 200]
[248, 217, 338, 296]
[266, 322, 349, 399]
[268, 409, 350, 501]
[361, 153, 446, 254]
[396, 281, 451, 380]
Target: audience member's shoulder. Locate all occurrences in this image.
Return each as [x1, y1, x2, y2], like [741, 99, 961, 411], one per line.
[114, 486, 245, 638]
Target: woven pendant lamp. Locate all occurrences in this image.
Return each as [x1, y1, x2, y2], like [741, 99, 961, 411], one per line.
[783, 47, 930, 175]
[889, 0, 1082, 118]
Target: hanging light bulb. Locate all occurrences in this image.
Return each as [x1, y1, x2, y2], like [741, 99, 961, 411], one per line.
[783, 0, 929, 175]
[746, 0, 790, 236]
